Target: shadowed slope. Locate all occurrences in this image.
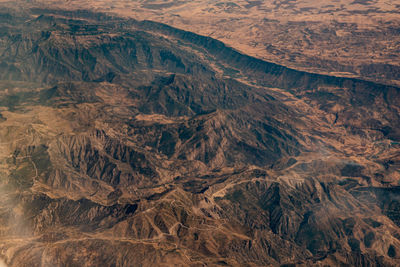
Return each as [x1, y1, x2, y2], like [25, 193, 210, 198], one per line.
[0, 8, 399, 266]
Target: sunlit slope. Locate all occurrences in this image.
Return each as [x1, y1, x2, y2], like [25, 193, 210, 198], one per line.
[0, 8, 399, 266]
[8, 0, 400, 85]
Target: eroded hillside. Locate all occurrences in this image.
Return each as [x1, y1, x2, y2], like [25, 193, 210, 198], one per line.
[0, 8, 399, 266]
[6, 0, 400, 86]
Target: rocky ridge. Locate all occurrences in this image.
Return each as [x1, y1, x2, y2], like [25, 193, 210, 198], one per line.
[0, 8, 399, 266]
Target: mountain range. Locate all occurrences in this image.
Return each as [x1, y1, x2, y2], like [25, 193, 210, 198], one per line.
[0, 6, 399, 267]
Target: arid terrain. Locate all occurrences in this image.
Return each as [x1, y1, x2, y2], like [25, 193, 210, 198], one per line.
[0, 2, 399, 267]
[7, 0, 400, 86]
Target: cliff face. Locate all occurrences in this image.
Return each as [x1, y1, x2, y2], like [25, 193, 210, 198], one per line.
[0, 8, 399, 266]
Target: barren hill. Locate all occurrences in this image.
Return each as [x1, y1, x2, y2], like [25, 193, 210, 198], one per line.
[0, 7, 399, 267]
[6, 0, 400, 86]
